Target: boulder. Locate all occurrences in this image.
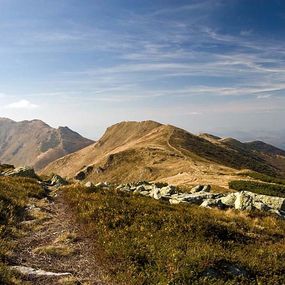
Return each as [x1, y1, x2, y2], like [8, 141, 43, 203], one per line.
[50, 174, 68, 187]
[160, 185, 177, 196]
[234, 191, 253, 211]
[3, 166, 39, 180]
[170, 192, 222, 205]
[200, 198, 225, 209]
[74, 171, 85, 181]
[220, 193, 237, 207]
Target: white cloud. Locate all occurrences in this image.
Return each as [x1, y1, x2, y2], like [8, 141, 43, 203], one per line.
[5, 99, 39, 109]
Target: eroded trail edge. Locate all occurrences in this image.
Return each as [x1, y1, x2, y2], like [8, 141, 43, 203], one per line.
[11, 183, 109, 285]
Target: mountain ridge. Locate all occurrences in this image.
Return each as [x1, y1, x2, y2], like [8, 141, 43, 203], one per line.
[0, 117, 94, 170]
[42, 120, 285, 188]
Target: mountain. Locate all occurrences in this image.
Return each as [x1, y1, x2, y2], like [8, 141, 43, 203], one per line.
[42, 121, 285, 188]
[0, 118, 94, 170]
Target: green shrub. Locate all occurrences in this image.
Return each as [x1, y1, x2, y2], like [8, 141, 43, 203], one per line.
[239, 172, 285, 185]
[229, 180, 285, 198]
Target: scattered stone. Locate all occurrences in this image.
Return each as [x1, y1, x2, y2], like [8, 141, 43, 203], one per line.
[85, 181, 95, 188]
[10, 265, 71, 277]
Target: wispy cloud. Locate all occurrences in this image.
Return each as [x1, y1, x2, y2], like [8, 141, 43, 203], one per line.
[5, 100, 39, 109]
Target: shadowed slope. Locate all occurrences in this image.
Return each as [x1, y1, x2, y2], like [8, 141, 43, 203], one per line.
[0, 118, 93, 170]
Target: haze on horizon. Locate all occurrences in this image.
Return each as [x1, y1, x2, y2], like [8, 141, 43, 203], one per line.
[0, 0, 284, 145]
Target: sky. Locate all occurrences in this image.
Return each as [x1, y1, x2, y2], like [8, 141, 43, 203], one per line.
[0, 0, 284, 143]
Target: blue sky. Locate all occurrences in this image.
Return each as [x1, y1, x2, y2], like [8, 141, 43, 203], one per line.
[0, 0, 284, 142]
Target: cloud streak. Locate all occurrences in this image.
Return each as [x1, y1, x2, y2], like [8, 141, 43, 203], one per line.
[5, 100, 39, 109]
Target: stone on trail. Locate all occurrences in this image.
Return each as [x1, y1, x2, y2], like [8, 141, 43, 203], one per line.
[10, 265, 71, 277]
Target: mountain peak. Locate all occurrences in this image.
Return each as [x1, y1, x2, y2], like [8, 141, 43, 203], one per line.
[0, 118, 93, 170]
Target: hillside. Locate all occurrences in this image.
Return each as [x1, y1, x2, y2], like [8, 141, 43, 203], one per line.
[43, 121, 285, 188]
[0, 118, 93, 170]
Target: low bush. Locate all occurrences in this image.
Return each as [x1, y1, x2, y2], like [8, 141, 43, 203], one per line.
[239, 172, 285, 185]
[229, 180, 285, 198]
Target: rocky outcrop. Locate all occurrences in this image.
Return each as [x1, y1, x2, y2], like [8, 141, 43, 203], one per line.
[1, 166, 39, 179]
[114, 181, 285, 217]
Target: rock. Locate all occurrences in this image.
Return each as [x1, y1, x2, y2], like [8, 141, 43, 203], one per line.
[74, 165, 94, 181]
[74, 171, 85, 181]
[10, 265, 71, 277]
[94, 182, 110, 190]
[50, 174, 68, 187]
[234, 191, 253, 211]
[201, 184, 211, 192]
[170, 192, 222, 205]
[253, 201, 271, 211]
[220, 193, 237, 207]
[134, 185, 146, 193]
[200, 198, 225, 209]
[149, 186, 161, 200]
[253, 192, 285, 211]
[160, 185, 177, 196]
[190, 185, 204, 193]
[85, 181, 95, 188]
[3, 166, 39, 179]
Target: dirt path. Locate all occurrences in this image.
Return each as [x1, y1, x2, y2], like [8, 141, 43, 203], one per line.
[12, 185, 111, 285]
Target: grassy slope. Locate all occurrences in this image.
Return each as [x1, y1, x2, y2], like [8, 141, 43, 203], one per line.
[63, 185, 285, 285]
[0, 176, 45, 284]
[43, 121, 283, 191]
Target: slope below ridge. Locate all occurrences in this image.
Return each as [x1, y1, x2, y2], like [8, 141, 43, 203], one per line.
[43, 121, 284, 188]
[0, 118, 93, 170]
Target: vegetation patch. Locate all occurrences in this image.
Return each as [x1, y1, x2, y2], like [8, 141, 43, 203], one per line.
[63, 185, 285, 285]
[229, 180, 285, 198]
[239, 172, 285, 185]
[0, 176, 45, 284]
[33, 245, 75, 257]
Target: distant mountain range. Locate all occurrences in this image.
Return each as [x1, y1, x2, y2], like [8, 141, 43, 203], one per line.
[0, 118, 94, 170]
[215, 130, 285, 152]
[42, 121, 285, 188]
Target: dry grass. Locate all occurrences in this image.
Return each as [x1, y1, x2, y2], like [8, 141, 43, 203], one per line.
[58, 276, 80, 285]
[54, 231, 78, 244]
[63, 185, 285, 285]
[33, 245, 76, 257]
[0, 176, 45, 284]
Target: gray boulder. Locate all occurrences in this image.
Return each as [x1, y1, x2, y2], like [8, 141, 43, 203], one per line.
[3, 166, 39, 180]
[220, 193, 237, 207]
[234, 191, 253, 211]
